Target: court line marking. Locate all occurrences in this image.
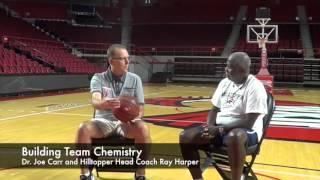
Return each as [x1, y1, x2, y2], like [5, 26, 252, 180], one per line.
[0, 90, 172, 123]
[144, 118, 204, 123]
[47, 108, 208, 117]
[144, 90, 180, 97]
[209, 166, 320, 179]
[253, 168, 320, 179]
[47, 112, 91, 117]
[0, 112, 202, 123]
[0, 104, 90, 122]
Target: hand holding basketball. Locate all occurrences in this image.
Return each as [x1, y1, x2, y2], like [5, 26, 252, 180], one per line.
[100, 98, 120, 110]
[113, 96, 140, 123]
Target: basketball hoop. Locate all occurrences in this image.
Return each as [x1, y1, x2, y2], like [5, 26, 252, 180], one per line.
[246, 25, 278, 44]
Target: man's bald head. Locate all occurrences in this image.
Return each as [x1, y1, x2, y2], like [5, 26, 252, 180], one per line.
[225, 52, 251, 84]
[227, 52, 251, 75]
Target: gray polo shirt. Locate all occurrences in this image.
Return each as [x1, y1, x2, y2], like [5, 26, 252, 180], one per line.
[90, 70, 144, 121]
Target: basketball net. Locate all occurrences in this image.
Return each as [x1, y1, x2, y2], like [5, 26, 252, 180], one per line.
[258, 38, 266, 49]
[257, 38, 270, 75]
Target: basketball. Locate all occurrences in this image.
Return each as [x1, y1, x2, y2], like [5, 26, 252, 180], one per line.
[113, 96, 140, 122]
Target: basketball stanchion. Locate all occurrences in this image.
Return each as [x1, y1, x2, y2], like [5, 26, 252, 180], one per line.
[247, 7, 278, 94]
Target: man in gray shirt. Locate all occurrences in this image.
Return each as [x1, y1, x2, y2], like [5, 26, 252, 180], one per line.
[76, 44, 151, 180]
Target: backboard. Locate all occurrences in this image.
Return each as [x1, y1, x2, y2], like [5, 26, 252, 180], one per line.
[247, 25, 278, 44]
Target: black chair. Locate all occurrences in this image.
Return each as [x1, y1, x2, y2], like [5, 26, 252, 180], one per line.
[91, 110, 135, 178]
[201, 92, 275, 180]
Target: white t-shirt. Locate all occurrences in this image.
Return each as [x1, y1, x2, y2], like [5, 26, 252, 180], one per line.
[211, 74, 267, 140]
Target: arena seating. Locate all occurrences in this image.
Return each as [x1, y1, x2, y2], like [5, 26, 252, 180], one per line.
[245, 1, 297, 23]
[305, 0, 320, 23]
[96, 6, 122, 23]
[0, 10, 50, 40]
[131, 5, 238, 24]
[0, 0, 318, 83]
[9, 37, 104, 74]
[2, 0, 310, 59]
[0, 10, 103, 75]
[172, 57, 304, 83]
[38, 21, 121, 43]
[132, 24, 231, 56]
[2, 0, 69, 20]
[0, 44, 54, 74]
[310, 25, 320, 58]
[36, 21, 120, 54]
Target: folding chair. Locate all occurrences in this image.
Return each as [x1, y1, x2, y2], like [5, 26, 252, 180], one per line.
[90, 110, 136, 178]
[201, 92, 275, 180]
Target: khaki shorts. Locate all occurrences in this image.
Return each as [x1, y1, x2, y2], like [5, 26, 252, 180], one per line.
[92, 118, 124, 137]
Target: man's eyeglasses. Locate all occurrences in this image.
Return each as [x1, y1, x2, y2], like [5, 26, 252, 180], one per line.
[111, 56, 132, 61]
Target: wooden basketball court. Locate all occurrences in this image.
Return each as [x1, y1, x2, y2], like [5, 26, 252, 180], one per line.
[0, 83, 319, 180]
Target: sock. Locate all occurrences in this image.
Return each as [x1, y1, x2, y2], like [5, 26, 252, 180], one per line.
[80, 171, 90, 177]
[135, 172, 145, 177]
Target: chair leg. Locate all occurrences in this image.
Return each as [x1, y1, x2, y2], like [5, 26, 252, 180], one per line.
[213, 164, 231, 180]
[95, 168, 99, 177]
[201, 157, 213, 172]
[242, 166, 258, 180]
[203, 152, 232, 180]
[249, 168, 258, 180]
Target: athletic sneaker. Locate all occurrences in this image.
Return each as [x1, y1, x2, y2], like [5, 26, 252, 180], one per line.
[80, 174, 95, 180]
[135, 176, 146, 180]
[240, 174, 246, 180]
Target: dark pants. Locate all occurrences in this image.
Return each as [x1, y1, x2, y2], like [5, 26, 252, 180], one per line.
[179, 125, 258, 179]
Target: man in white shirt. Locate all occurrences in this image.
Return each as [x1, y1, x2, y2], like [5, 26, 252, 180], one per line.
[179, 52, 267, 180]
